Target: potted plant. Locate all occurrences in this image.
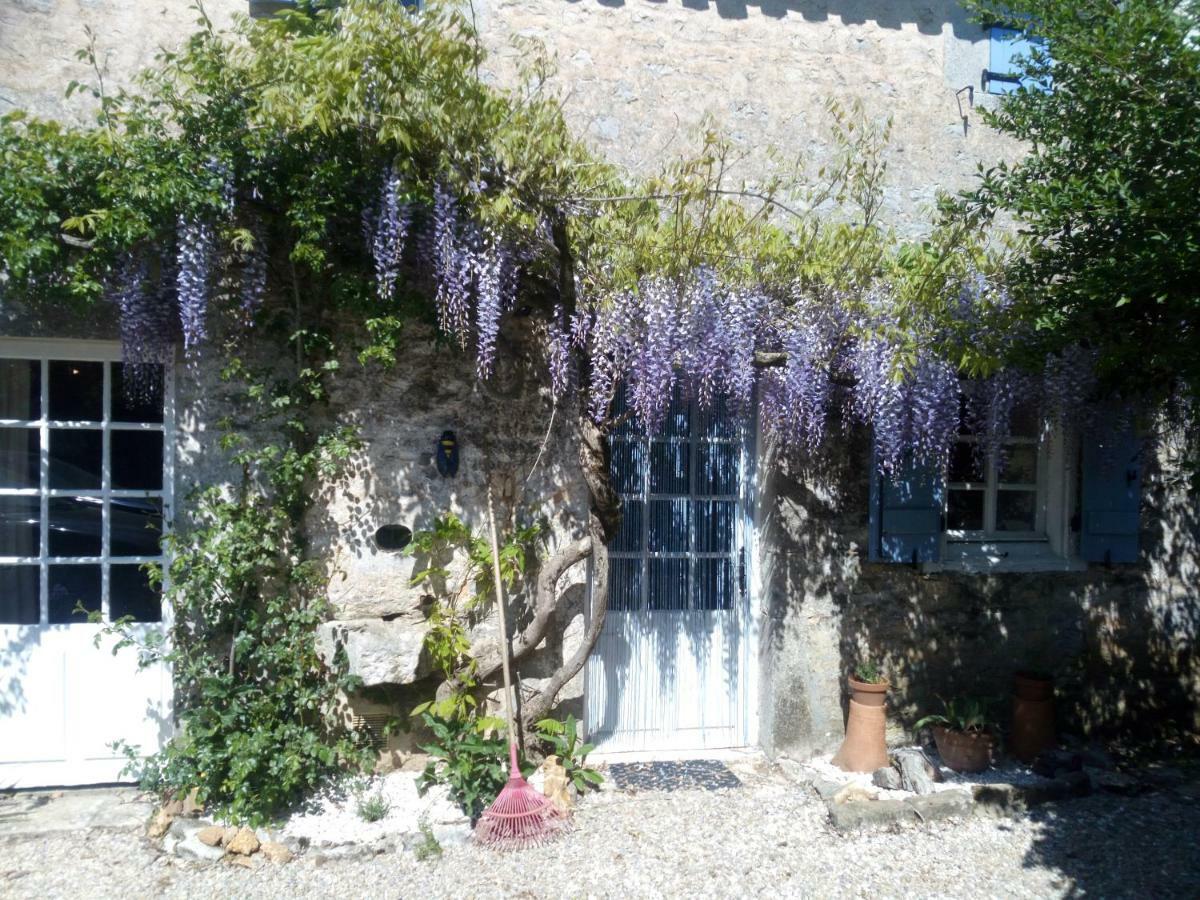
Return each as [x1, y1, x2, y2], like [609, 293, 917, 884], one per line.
[848, 660, 889, 707]
[915, 697, 998, 774]
[832, 660, 890, 772]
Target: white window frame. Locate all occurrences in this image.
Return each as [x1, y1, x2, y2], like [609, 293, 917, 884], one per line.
[0, 338, 174, 625]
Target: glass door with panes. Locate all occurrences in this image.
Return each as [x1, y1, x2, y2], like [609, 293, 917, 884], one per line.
[0, 341, 173, 788]
[585, 391, 753, 751]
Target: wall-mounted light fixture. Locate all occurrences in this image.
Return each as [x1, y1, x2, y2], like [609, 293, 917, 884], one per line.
[436, 430, 459, 477]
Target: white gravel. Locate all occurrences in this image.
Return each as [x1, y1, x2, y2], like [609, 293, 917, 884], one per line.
[2, 763, 1197, 899]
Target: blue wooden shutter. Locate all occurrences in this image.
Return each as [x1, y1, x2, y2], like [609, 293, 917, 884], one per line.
[987, 26, 1050, 95]
[869, 446, 944, 564]
[1080, 423, 1142, 564]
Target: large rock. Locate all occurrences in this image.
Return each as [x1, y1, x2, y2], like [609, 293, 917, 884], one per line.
[226, 826, 261, 856]
[316, 619, 430, 687]
[894, 748, 943, 795]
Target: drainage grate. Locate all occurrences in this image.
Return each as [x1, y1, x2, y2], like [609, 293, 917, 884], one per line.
[349, 714, 392, 752]
[606, 759, 742, 793]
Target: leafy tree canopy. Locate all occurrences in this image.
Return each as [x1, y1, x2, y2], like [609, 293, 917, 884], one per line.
[957, 0, 1200, 401]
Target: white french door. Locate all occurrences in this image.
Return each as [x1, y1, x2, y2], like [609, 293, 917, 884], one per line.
[0, 339, 173, 787]
[585, 392, 755, 752]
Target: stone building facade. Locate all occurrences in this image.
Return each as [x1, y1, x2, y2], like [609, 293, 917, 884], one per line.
[1, 0, 1196, 786]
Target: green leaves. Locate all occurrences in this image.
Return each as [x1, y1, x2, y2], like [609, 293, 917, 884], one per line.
[534, 714, 603, 793]
[416, 712, 514, 820]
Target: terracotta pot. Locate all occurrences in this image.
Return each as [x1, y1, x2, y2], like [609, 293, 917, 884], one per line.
[932, 725, 995, 773]
[1011, 694, 1056, 763]
[1014, 671, 1053, 702]
[847, 676, 889, 708]
[832, 698, 890, 773]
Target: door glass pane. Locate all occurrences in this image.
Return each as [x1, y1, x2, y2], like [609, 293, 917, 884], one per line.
[111, 363, 164, 423]
[694, 500, 735, 553]
[48, 361, 103, 422]
[111, 498, 163, 557]
[695, 558, 735, 611]
[697, 443, 738, 495]
[649, 441, 689, 494]
[111, 431, 163, 490]
[648, 499, 690, 553]
[609, 441, 645, 494]
[607, 558, 643, 612]
[111, 564, 161, 622]
[648, 558, 689, 611]
[48, 497, 103, 557]
[1000, 444, 1038, 485]
[996, 490, 1037, 532]
[612, 499, 643, 553]
[0, 427, 39, 488]
[0, 496, 40, 557]
[0, 360, 41, 419]
[48, 564, 100, 624]
[49, 428, 102, 489]
[0, 566, 39, 624]
[947, 489, 984, 531]
[699, 398, 737, 440]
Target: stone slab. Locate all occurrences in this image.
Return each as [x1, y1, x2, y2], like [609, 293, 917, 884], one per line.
[0, 788, 152, 837]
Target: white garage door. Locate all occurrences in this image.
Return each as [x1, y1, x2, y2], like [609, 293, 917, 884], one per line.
[0, 339, 173, 788]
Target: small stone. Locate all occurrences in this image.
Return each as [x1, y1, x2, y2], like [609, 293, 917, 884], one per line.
[1033, 749, 1082, 778]
[906, 790, 972, 822]
[181, 788, 204, 817]
[226, 826, 261, 856]
[894, 748, 943, 795]
[832, 783, 878, 804]
[540, 755, 573, 812]
[260, 842, 294, 864]
[147, 808, 174, 839]
[227, 854, 259, 870]
[221, 826, 240, 847]
[872, 766, 902, 790]
[812, 778, 843, 801]
[827, 798, 908, 831]
[776, 757, 813, 786]
[196, 825, 224, 847]
[162, 798, 185, 817]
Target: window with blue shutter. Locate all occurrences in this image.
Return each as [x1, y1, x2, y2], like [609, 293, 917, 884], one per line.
[1079, 423, 1143, 564]
[868, 447, 945, 565]
[985, 26, 1051, 95]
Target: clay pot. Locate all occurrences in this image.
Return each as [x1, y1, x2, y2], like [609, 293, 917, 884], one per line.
[1011, 673, 1055, 762]
[931, 725, 995, 773]
[847, 676, 889, 708]
[832, 698, 890, 773]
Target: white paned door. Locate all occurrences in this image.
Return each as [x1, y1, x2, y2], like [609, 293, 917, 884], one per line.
[0, 341, 172, 788]
[586, 393, 754, 751]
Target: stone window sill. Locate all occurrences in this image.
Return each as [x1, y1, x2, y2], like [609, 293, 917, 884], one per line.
[922, 540, 1088, 574]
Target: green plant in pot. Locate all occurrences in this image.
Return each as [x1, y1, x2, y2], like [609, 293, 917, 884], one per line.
[848, 660, 889, 707]
[915, 697, 999, 774]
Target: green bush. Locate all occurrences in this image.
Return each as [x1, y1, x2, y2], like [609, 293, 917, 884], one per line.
[416, 712, 525, 821]
[534, 714, 603, 793]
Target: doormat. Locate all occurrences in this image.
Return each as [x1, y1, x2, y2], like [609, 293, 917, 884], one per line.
[605, 759, 742, 793]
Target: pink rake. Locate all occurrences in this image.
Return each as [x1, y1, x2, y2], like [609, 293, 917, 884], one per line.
[474, 486, 571, 851]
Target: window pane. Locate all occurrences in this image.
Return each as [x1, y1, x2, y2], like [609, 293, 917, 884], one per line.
[697, 443, 738, 495]
[0, 496, 40, 558]
[0, 427, 39, 488]
[48, 564, 100, 624]
[111, 431, 163, 490]
[948, 442, 984, 484]
[49, 428, 102, 489]
[110, 564, 161, 623]
[661, 395, 690, 438]
[0, 566, 39, 624]
[608, 558, 643, 612]
[48, 497, 103, 557]
[111, 498, 164, 557]
[698, 397, 738, 440]
[609, 440, 645, 494]
[996, 490, 1037, 532]
[1009, 401, 1039, 439]
[695, 558, 734, 611]
[48, 361, 103, 422]
[648, 499, 690, 553]
[947, 489, 984, 531]
[1000, 445, 1038, 485]
[649, 441, 689, 494]
[0, 359, 41, 419]
[694, 500, 735, 553]
[111, 363, 164, 424]
[612, 499, 643, 553]
[648, 558, 689, 611]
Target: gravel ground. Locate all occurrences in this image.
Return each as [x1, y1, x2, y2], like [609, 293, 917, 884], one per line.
[3, 767, 1198, 899]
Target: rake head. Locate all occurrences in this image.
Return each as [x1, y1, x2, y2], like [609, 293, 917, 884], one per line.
[474, 743, 572, 851]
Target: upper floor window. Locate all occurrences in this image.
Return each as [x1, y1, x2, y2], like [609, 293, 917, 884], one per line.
[985, 25, 1052, 95]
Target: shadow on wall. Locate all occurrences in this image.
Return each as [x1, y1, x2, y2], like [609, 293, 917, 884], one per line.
[565, 0, 980, 36]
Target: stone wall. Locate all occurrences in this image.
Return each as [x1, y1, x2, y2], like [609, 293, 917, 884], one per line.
[756, 423, 1200, 760]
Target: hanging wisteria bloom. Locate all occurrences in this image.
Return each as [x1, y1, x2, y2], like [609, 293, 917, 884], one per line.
[109, 253, 175, 402]
[176, 217, 214, 354]
[474, 234, 517, 379]
[364, 166, 410, 302]
[547, 304, 571, 399]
